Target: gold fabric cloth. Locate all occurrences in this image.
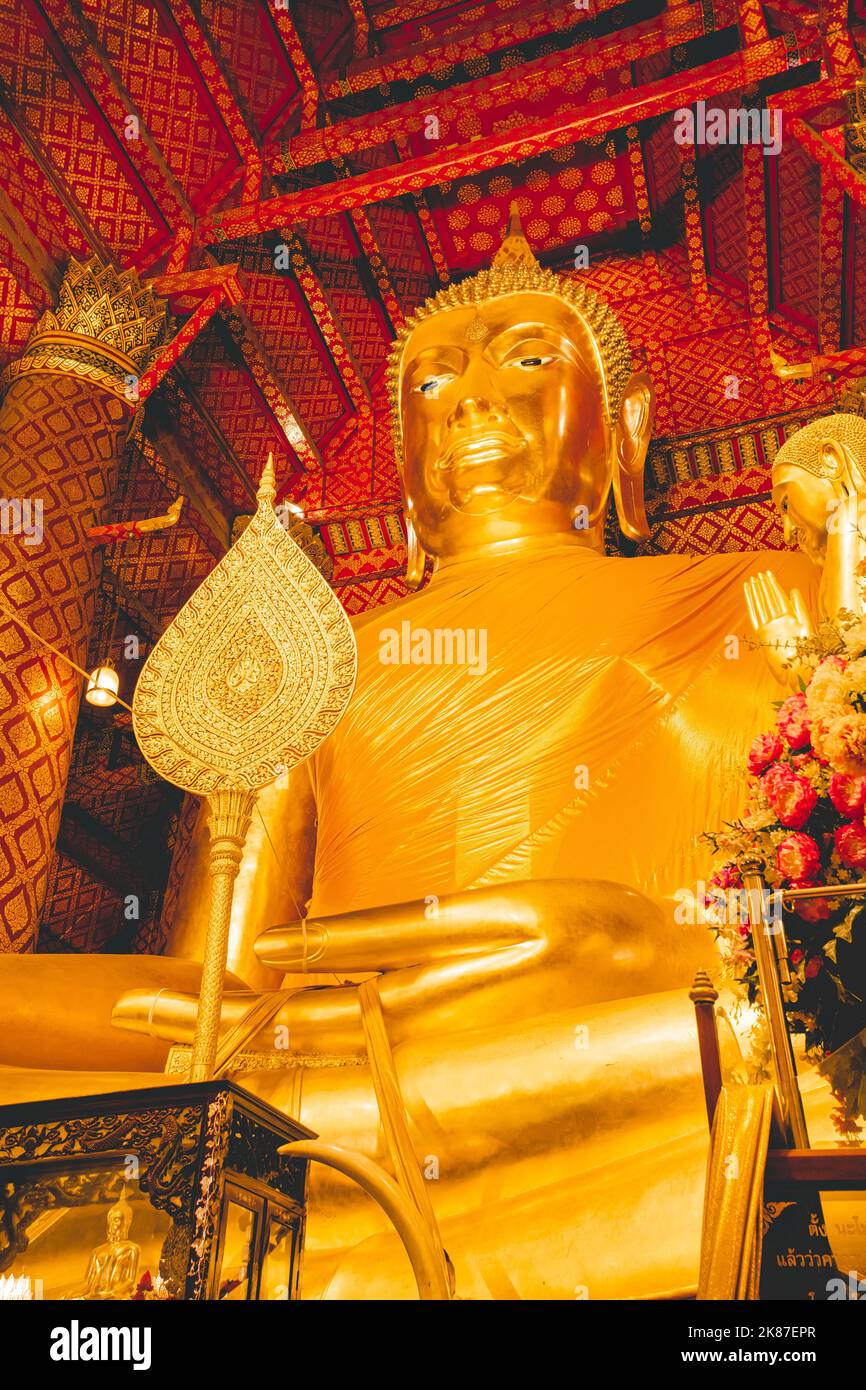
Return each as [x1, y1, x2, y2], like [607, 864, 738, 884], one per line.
[308, 536, 815, 916]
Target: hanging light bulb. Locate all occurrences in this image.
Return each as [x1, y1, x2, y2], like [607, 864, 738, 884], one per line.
[86, 659, 120, 708]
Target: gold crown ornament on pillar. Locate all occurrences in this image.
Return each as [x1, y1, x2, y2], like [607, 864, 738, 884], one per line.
[1, 255, 169, 404]
[132, 453, 357, 1082]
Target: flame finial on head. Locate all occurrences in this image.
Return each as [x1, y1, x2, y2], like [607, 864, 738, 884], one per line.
[493, 203, 539, 270]
[258, 450, 277, 508]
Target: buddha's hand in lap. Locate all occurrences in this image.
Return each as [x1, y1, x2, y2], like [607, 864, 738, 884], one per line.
[255, 880, 690, 1011]
[744, 569, 813, 689]
[112, 881, 706, 1056]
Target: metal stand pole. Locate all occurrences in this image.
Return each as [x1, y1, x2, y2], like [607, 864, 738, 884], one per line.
[189, 787, 257, 1083]
[742, 864, 809, 1149]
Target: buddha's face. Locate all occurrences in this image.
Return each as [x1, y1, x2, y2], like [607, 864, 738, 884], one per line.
[398, 292, 612, 556]
[107, 1211, 127, 1242]
[772, 461, 836, 565]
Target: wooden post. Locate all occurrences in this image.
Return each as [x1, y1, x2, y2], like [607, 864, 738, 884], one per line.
[690, 969, 723, 1129]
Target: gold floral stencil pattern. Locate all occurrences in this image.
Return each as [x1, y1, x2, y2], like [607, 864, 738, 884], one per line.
[132, 456, 357, 794]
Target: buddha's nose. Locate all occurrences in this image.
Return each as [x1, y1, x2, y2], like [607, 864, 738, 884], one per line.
[447, 396, 505, 429]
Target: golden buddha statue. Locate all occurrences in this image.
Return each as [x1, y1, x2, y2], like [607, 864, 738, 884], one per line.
[746, 412, 866, 684]
[0, 211, 821, 1300]
[81, 1192, 140, 1300]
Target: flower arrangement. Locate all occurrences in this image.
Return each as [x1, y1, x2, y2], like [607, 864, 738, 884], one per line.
[705, 614, 866, 1137]
[132, 1269, 175, 1300]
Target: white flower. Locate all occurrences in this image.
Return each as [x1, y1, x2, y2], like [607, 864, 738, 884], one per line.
[843, 617, 866, 655]
[846, 657, 866, 695]
[807, 662, 850, 716]
[742, 807, 777, 831]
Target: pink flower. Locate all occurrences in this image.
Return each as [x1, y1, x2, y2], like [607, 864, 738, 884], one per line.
[776, 833, 821, 882]
[777, 693, 811, 750]
[834, 820, 866, 868]
[805, 957, 823, 979]
[829, 773, 866, 818]
[763, 762, 793, 798]
[748, 732, 784, 776]
[766, 769, 818, 829]
[709, 863, 742, 891]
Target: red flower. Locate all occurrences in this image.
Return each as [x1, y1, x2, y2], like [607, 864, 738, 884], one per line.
[788, 883, 833, 922]
[776, 833, 821, 882]
[805, 957, 823, 979]
[829, 773, 866, 818]
[834, 820, 866, 868]
[748, 732, 784, 775]
[790, 948, 805, 964]
[777, 693, 811, 750]
[767, 769, 818, 829]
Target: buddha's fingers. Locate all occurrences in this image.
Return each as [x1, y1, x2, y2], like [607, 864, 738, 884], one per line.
[744, 577, 761, 631]
[753, 571, 778, 627]
[255, 896, 542, 974]
[791, 587, 812, 633]
[764, 568, 792, 620]
[112, 984, 367, 1057]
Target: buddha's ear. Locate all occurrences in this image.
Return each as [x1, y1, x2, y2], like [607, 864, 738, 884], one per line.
[819, 436, 860, 495]
[405, 512, 427, 589]
[612, 370, 654, 541]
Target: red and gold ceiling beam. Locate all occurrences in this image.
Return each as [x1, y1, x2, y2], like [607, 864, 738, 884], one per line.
[171, 0, 263, 202]
[819, 0, 862, 82]
[278, 7, 707, 170]
[348, 0, 372, 59]
[222, 304, 323, 474]
[678, 142, 712, 320]
[0, 75, 112, 264]
[325, 0, 600, 97]
[135, 265, 246, 403]
[788, 118, 866, 216]
[204, 32, 817, 242]
[818, 178, 845, 354]
[270, 2, 320, 129]
[281, 229, 370, 412]
[37, 0, 192, 243]
[737, 0, 769, 45]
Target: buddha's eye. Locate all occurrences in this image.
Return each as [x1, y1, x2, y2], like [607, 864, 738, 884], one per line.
[415, 373, 453, 396]
[509, 355, 556, 370]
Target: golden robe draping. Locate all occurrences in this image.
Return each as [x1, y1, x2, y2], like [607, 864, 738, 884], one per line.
[308, 536, 816, 918]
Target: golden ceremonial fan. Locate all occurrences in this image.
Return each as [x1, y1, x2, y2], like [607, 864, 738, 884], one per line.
[132, 454, 357, 1081]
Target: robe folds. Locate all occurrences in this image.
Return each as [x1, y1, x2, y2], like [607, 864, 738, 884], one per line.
[307, 535, 816, 917]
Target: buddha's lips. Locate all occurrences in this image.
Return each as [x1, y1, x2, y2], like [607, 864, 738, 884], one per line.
[438, 430, 524, 472]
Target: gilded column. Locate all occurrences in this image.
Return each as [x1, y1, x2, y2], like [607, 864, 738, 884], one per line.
[0, 257, 166, 949]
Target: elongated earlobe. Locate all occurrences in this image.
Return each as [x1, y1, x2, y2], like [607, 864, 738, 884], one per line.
[405, 513, 427, 588]
[613, 373, 654, 541]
